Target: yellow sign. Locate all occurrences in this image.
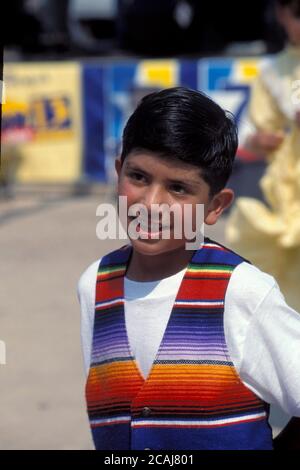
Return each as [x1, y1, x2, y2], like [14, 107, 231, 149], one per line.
[136, 60, 178, 88]
[2, 62, 82, 182]
[235, 59, 260, 83]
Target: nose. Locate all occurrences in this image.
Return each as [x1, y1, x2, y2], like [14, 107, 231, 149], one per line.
[134, 184, 175, 229]
[141, 184, 166, 209]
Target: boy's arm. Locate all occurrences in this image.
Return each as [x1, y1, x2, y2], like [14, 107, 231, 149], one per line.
[226, 265, 300, 438]
[273, 417, 300, 449]
[77, 260, 100, 376]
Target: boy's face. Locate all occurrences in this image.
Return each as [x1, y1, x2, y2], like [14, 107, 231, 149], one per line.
[278, 6, 300, 46]
[115, 151, 233, 257]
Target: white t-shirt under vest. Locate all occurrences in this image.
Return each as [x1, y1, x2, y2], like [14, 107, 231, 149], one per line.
[78, 259, 300, 422]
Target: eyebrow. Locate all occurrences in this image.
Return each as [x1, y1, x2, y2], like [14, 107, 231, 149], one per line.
[125, 162, 201, 187]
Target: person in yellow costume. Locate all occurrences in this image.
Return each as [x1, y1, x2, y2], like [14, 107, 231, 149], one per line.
[226, 0, 300, 312]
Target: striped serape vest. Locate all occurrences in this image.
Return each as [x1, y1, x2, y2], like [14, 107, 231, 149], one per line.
[85, 238, 273, 450]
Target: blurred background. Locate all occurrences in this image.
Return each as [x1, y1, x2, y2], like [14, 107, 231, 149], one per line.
[0, 0, 291, 449]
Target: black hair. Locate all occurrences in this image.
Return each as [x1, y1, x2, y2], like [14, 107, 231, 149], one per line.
[120, 86, 238, 197]
[277, 0, 300, 16]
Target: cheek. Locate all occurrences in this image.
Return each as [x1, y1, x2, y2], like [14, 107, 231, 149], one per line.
[169, 202, 204, 234]
[190, 206, 204, 232]
[118, 179, 139, 202]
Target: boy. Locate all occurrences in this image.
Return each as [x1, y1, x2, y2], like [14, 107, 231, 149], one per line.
[78, 87, 300, 450]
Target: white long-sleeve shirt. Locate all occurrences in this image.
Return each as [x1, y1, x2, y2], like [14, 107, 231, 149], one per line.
[77, 259, 300, 419]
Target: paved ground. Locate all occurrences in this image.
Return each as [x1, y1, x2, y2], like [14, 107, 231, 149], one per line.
[0, 189, 289, 449]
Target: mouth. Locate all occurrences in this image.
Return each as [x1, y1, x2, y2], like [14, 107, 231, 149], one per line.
[128, 216, 172, 236]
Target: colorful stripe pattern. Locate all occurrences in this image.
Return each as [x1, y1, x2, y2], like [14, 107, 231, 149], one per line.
[85, 238, 273, 450]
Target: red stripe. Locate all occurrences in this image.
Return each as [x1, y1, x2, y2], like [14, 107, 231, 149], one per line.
[91, 419, 130, 428]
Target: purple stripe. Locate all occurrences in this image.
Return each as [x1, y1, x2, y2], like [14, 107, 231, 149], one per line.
[158, 352, 228, 358]
[93, 341, 129, 351]
[161, 344, 226, 349]
[158, 350, 227, 356]
[92, 343, 130, 353]
[94, 330, 128, 340]
[163, 337, 225, 343]
[92, 348, 130, 358]
[167, 327, 223, 332]
[160, 344, 226, 352]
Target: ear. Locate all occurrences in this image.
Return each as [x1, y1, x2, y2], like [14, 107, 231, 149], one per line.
[115, 157, 122, 179]
[204, 189, 234, 225]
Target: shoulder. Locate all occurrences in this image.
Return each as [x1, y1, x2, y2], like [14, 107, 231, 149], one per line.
[77, 244, 131, 299]
[227, 261, 277, 312]
[77, 258, 102, 300]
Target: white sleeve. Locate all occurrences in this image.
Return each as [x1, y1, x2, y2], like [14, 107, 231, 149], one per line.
[225, 262, 300, 417]
[77, 259, 101, 377]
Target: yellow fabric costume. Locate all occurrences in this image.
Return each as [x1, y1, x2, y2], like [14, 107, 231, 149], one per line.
[226, 45, 300, 312]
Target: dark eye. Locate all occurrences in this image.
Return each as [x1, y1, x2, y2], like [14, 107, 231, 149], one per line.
[170, 184, 187, 194]
[128, 171, 146, 182]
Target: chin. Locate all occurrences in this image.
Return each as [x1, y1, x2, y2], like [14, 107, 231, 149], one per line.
[129, 237, 185, 257]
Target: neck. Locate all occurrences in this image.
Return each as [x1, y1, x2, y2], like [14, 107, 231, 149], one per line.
[126, 247, 195, 282]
